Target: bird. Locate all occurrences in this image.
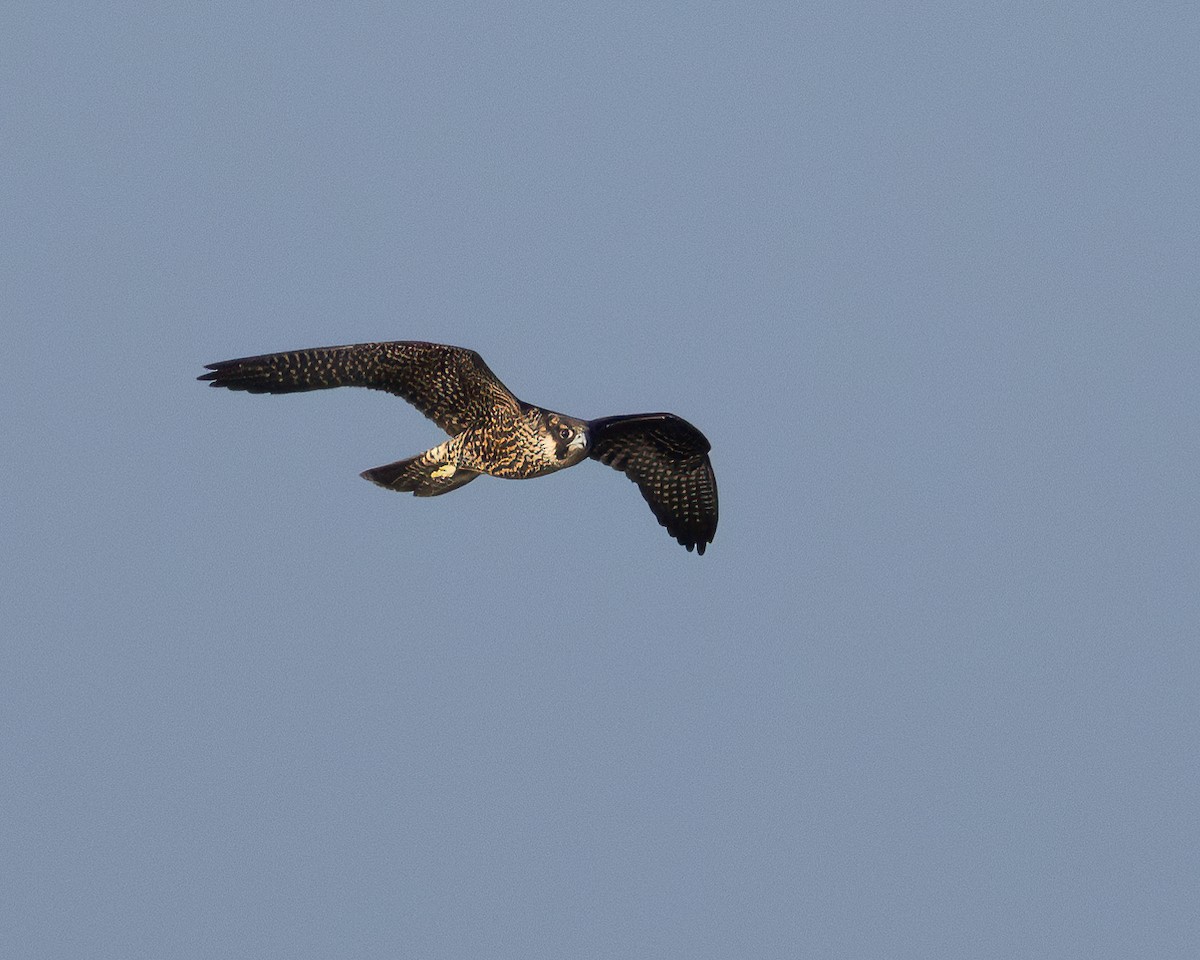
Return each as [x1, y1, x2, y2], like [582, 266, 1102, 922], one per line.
[198, 340, 717, 554]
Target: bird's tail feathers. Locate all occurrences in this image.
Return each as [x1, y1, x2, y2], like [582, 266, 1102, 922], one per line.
[360, 453, 479, 497]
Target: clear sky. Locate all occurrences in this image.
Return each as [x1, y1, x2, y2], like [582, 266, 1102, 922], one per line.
[4, 3, 1198, 958]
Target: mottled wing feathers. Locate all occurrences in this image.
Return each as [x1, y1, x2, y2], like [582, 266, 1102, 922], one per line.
[199, 341, 518, 435]
[588, 413, 718, 554]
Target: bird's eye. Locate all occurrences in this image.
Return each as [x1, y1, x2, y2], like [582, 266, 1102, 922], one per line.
[559, 426, 573, 440]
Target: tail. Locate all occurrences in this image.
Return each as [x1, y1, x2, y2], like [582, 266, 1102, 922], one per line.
[360, 453, 479, 497]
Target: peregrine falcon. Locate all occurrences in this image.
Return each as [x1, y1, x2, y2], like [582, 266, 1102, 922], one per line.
[199, 341, 717, 554]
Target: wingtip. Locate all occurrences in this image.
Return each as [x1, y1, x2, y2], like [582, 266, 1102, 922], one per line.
[198, 360, 233, 384]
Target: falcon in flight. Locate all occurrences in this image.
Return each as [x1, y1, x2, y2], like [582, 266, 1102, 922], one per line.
[199, 341, 717, 554]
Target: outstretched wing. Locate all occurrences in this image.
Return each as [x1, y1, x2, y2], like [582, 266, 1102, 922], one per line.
[199, 341, 519, 435]
[588, 413, 718, 554]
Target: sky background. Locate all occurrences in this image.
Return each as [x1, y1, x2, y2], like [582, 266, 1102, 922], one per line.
[3, 3, 1198, 958]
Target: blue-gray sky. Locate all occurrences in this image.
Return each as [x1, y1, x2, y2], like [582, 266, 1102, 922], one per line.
[4, 3, 1198, 958]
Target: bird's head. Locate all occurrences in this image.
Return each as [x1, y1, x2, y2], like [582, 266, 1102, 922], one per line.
[538, 411, 590, 467]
